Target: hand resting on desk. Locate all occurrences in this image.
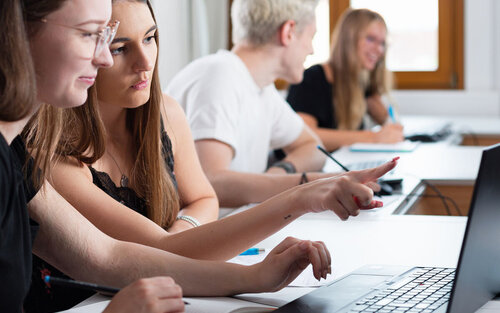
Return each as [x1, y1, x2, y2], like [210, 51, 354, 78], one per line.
[249, 237, 331, 292]
[103, 277, 184, 313]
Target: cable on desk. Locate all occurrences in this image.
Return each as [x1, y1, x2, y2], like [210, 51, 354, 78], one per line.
[402, 181, 463, 216]
[423, 180, 463, 216]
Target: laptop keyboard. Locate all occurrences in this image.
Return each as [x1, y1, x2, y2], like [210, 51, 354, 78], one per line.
[346, 160, 397, 177]
[346, 160, 386, 171]
[349, 267, 455, 312]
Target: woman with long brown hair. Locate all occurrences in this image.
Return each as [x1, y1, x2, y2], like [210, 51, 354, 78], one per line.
[287, 8, 404, 152]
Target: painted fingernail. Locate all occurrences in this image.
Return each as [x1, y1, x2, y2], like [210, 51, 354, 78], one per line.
[353, 196, 360, 206]
[392, 156, 400, 162]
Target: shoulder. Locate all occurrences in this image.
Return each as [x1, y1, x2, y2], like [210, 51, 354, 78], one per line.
[160, 94, 191, 146]
[51, 156, 92, 183]
[169, 51, 239, 88]
[161, 94, 189, 132]
[302, 64, 328, 84]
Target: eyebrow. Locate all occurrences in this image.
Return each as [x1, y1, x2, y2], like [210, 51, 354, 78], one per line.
[111, 25, 157, 44]
[75, 20, 109, 27]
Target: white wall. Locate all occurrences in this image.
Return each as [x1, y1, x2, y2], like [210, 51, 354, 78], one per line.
[151, 0, 228, 89]
[152, 0, 499, 117]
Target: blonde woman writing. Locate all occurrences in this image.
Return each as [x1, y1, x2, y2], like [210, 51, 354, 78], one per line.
[288, 9, 404, 152]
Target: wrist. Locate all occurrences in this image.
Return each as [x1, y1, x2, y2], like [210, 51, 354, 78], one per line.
[176, 215, 201, 228]
[244, 263, 266, 293]
[169, 219, 195, 233]
[269, 160, 296, 174]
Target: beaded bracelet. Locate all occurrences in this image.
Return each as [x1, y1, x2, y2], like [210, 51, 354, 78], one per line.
[176, 215, 201, 228]
[299, 172, 309, 185]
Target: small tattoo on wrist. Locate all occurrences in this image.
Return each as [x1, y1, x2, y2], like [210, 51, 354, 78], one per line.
[284, 214, 292, 220]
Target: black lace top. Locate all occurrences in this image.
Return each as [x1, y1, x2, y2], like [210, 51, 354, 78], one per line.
[25, 130, 177, 313]
[89, 129, 177, 216]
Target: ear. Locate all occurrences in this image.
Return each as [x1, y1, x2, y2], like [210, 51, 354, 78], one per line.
[279, 20, 296, 46]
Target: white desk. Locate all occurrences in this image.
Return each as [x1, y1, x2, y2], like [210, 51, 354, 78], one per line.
[67, 116, 500, 312]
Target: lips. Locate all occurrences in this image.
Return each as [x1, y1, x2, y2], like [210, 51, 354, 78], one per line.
[131, 80, 148, 90]
[78, 76, 96, 85]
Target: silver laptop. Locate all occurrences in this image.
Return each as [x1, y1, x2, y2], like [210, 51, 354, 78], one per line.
[275, 143, 500, 313]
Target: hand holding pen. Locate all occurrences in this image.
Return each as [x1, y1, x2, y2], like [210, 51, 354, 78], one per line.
[44, 275, 187, 313]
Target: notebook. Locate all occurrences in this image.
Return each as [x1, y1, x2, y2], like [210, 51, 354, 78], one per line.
[275, 143, 500, 313]
[349, 140, 419, 153]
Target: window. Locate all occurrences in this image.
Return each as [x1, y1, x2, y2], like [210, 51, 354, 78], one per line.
[228, 0, 463, 89]
[324, 0, 464, 89]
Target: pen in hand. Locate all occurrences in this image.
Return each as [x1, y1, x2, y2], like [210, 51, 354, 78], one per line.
[388, 104, 397, 123]
[43, 275, 191, 305]
[44, 275, 120, 295]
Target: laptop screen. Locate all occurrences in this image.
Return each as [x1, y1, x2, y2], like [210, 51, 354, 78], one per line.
[448, 143, 500, 313]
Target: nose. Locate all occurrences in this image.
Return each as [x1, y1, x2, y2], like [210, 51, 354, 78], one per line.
[133, 46, 154, 73]
[92, 46, 114, 69]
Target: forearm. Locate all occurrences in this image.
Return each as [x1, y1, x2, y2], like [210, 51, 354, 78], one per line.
[208, 169, 306, 207]
[103, 241, 256, 296]
[28, 182, 259, 296]
[316, 128, 376, 151]
[366, 96, 389, 125]
[282, 141, 325, 173]
[159, 187, 305, 260]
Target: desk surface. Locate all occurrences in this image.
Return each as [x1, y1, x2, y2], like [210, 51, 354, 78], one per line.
[67, 116, 500, 313]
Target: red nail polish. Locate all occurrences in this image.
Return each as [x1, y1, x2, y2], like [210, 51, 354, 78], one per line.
[392, 157, 400, 162]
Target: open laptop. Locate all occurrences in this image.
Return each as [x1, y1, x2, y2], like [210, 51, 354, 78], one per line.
[275, 143, 500, 313]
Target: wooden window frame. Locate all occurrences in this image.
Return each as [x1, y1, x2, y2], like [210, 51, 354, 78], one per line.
[331, 0, 464, 89]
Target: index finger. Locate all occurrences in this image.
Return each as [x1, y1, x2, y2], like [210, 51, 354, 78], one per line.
[352, 157, 399, 183]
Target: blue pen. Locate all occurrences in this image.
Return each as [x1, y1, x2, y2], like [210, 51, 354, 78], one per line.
[388, 105, 397, 123]
[240, 248, 265, 255]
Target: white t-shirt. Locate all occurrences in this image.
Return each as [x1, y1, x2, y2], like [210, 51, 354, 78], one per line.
[167, 50, 304, 173]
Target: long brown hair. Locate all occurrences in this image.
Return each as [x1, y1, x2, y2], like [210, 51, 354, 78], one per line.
[56, 0, 180, 229]
[0, 0, 36, 122]
[16, 0, 68, 188]
[328, 8, 392, 130]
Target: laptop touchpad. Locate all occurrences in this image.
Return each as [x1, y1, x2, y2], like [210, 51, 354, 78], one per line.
[277, 274, 390, 313]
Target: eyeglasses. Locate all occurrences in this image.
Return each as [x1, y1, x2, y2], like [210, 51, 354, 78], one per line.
[40, 19, 120, 58]
[365, 35, 386, 50]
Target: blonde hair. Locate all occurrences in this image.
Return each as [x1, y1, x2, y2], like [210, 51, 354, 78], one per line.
[231, 0, 319, 46]
[328, 8, 392, 130]
[53, 0, 180, 229]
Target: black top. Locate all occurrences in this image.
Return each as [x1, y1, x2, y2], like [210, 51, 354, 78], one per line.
[287, 64, 368, 130]
[89, 129, 177, 216]
[25, 129, 177, 313]
[0, 134, 39, 313]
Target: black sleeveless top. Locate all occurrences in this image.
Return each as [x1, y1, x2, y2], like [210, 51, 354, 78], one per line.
[0, 135, 39, 313]
[25, 130, 177, 313]
[287, 64, 370, 130]
[89, 130, 177, 216]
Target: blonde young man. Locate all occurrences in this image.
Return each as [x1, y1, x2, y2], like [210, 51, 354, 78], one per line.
[168, 0, 337, 208]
